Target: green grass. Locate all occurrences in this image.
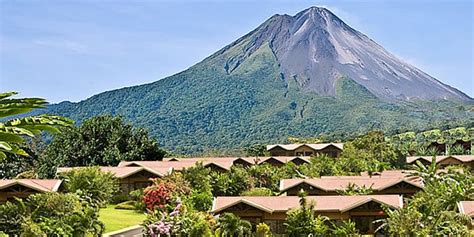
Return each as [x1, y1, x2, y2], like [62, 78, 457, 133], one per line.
[99, 204, 145, 233]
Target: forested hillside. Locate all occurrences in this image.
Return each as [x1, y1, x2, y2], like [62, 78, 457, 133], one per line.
[45, 45, 473, 154]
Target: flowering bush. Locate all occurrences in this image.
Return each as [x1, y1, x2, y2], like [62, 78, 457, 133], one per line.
[147, 200, 182, 236]
[143, 174, 191, 212]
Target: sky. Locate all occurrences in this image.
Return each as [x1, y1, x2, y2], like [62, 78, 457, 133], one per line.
[1, 0, 473, 103]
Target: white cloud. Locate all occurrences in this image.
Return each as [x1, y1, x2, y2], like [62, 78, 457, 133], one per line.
[33, 39, 90, 54]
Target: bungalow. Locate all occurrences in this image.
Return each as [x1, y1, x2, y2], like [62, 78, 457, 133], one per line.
[256, 156, 310, 167]
[118, 156, 310, 172]
[0, 179, 63, 202]
[406, 155, 474, 169]
[266, 143, 343, 157]
[279, 176, 423, 196]
[57, 166, 170, 194]
[212, 195, 402, 234]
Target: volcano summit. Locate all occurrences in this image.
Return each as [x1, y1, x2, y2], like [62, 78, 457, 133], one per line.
[47, 7, 473, 153]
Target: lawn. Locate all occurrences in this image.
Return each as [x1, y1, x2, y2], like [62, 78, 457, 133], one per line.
[99, 205, 146, 233]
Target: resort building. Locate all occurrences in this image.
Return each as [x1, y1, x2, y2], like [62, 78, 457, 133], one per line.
[0, 179, 63, 202]
[266, 143, 343, 157]
[279, 176, 423, 196]
[406, 155, 474, 169]
[212, 195, 402, 235]
[118, 156, 311, 172]
[57, 166, 171, 193]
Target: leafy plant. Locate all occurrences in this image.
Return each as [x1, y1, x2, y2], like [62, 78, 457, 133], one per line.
[0, 192, 104, 236]
[216, 213, 253, 237]
[0, 91, 73, 159]
[285, 192, 330, 236]
[60, 166, 119, 207]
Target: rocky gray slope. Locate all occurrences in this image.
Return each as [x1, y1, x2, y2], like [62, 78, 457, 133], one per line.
[218, 7, 471, 101]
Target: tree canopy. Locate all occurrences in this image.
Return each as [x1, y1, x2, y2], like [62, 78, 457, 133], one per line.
[38, 115, 166, 177]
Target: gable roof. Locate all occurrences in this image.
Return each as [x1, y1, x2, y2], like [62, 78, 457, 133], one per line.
[117, 156, 309, 171]
[266, 143, 344, 151]
[406, 155, 474, 164]
[212, 195, 402, 214]
[279, 176, 423, 193]
[458, 201, 474, 217]
[57, 166, 170, 179]
[0, 179, 62, 192]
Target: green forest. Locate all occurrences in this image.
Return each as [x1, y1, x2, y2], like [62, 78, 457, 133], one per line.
[1, 92, 473, 236]
[40, 44, 473, 154]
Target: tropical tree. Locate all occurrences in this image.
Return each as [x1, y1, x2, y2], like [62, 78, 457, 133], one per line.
[379, 162, 473, 235]
[216, 213, 253, 237]
[59, 167, 119, 207]
[284, 192, 330, 236]
[38, 115, 166, 177]
[0, 92, 73, 159]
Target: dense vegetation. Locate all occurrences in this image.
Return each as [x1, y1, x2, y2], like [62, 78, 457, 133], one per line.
[42, 44, 473, 154]
[1, 92, 472, 235]
[380, 162, 473, 235]
[0, 167, 119, 235]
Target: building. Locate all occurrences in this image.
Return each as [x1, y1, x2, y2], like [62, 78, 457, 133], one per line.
[212, 195, 402, 235]
[57, 166, 170, 194]
[279, 176, 423, 196]
[0, 179, 63, 202]
[266, 143, 343, 157]
[406, 155, 474, 169]
[117, 156, 311, 172]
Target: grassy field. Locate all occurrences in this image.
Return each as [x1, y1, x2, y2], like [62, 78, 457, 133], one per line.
[99, 205, 145, 233]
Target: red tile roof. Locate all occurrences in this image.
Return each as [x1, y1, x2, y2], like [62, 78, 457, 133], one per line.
[117, 156, 309, 171]
[458, 201, 474, 217]
[212, 195, 402, 214]
[57, 166, 169, 179]
[266, 143, 344, 151]
[280, 176, 423, 193]
[406, 155, 474, 164]
[0, 179, 62, 192]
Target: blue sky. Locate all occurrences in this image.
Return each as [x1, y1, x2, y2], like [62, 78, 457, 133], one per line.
[1, 0, 473, 103]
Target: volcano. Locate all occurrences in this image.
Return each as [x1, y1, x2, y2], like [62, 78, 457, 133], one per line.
[46, 7, 473, 153]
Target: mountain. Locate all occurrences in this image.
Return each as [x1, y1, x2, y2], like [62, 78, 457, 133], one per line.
[46, 7, 473, 154]
[219, 7, 470, 101]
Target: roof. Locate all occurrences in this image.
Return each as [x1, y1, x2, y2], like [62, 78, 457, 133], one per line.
[256, 156, 311, 164]
[280, 176, 423, 193]
[212, 195, 402, 214]
[57, 166, 169, 179]
[117, 156, 308, 171]
[266, 143, 344, 151]
[0, 179, 63, 192]
[458, 201, 474, 217]
[406, 155, 474, 164]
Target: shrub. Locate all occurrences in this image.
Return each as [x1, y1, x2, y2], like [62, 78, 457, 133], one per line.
[143, 174, 190, 212]
[130, 188, 146, 210]
[60, 166, 119, 207]
[210, 165, 254, 196]
[188, 189, 213, 212]
[285, 194, 329, 236]
[331, 220, 359, 236]
[216, 213, 253, 237]
[242, 187, 273, 196]
[0, 193, 103, 236]
[111, 193, 130, 204]
[115, 200, 137, 210]
[256, 222, 271, 237]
